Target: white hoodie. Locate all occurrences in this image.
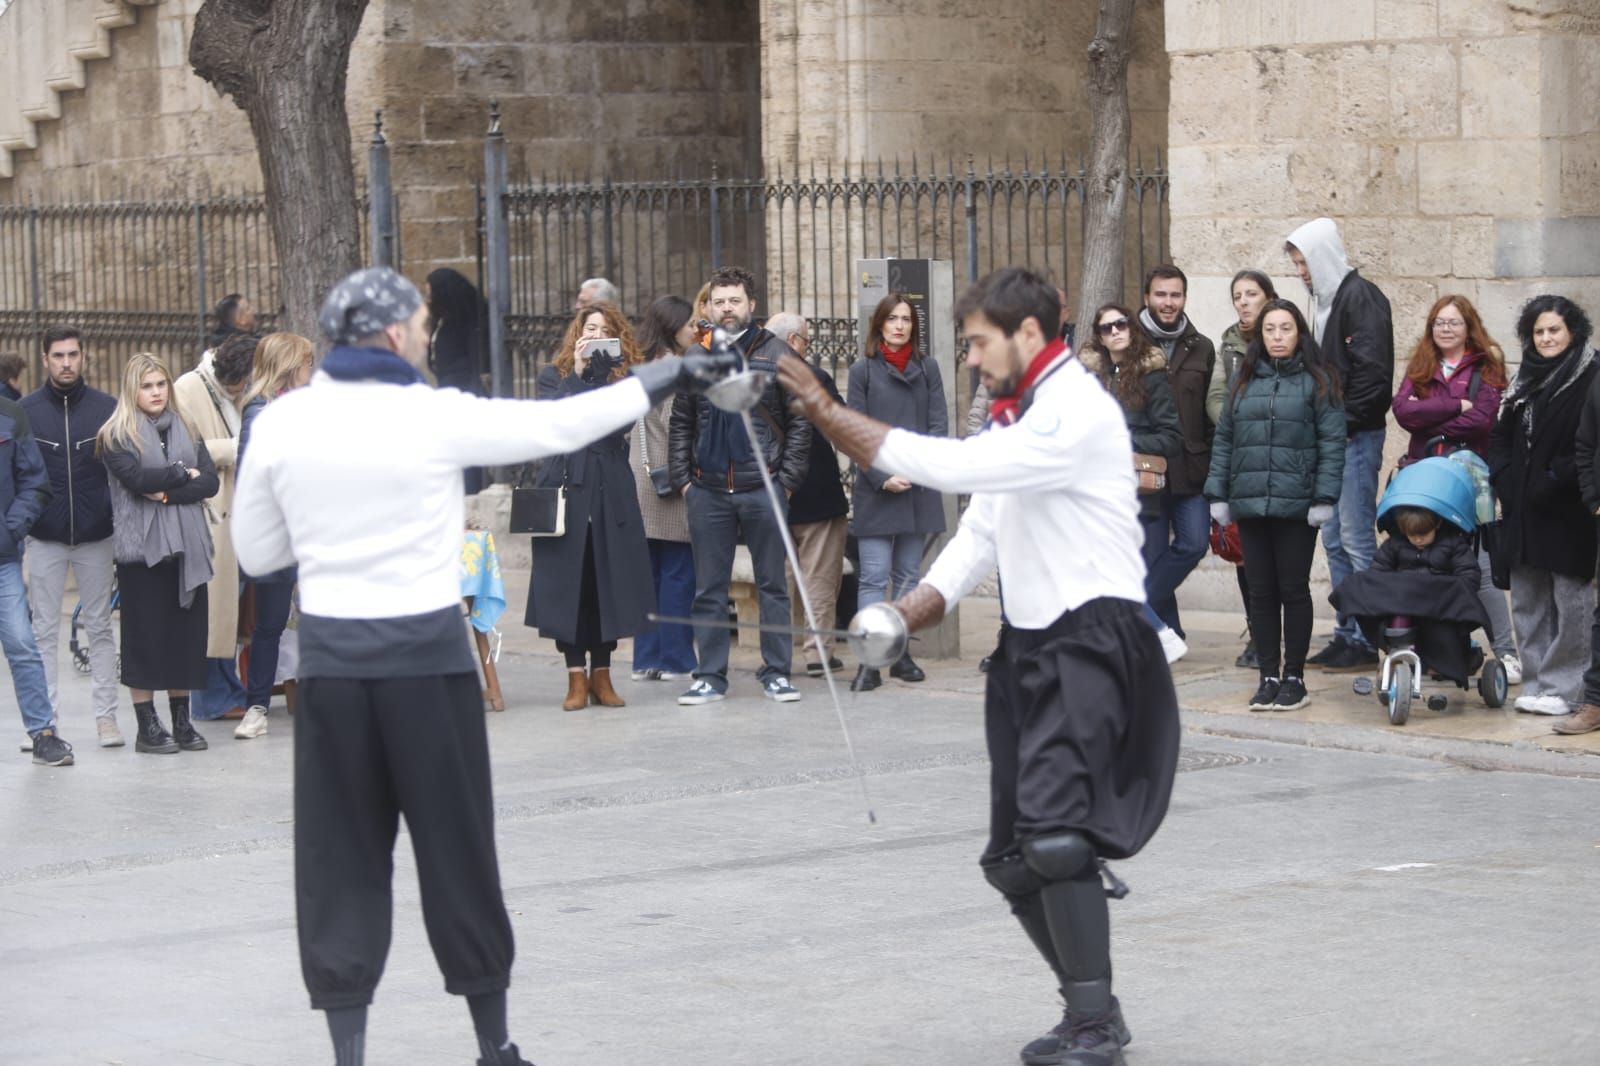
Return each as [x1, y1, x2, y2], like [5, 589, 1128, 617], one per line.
[1287, 217, 1354, 344]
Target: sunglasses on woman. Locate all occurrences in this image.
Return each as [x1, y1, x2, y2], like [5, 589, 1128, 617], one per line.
[1095, 318, 1131, 336]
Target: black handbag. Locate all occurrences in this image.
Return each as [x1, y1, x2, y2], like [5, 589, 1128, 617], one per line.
[1479, 519, 1510, 591]
[638, 417, 674, 498]
[510, 463, 568, 537]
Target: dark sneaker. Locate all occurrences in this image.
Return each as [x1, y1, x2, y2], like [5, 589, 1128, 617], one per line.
[1306, 636, 1347, 669]
[807, 657, 844, 678]
[851, 666, 882, 692]
[677, 681, 725, 706]
[1248, 677, 1281, 711]
[1235, 640, 1259, 670]
[1272, 676, 1310, 710]
[889, 653, 926, 682]
[1021, 998, 1132, 1066]
[763, 676, 801, 703]
[30, 728, 74, 767]
[1323, 641, 1379, 673]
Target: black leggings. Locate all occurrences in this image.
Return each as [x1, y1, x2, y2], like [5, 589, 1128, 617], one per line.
[1236, 565, 1252, 637]
[1236, 517, 1318, 679]
[555, 526, 616, 670]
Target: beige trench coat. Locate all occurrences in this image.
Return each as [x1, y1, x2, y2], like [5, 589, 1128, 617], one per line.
[174, 355, 241, 660]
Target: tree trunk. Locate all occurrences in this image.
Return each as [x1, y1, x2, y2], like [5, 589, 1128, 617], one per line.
[1076, 0, 1136, 325]
[190, 0, 369, 343]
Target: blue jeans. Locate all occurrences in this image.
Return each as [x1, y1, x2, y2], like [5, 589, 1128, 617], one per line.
[191, 656, 248, 720]
[0, 559, 54, 736]
[633, 539, 697, 674]
[685, 486, 792, 689]
[1141, 493, 1209, 637]
[856, 533, 924, 610]
[1322, 428, 1385, 647]
[245, 579, 295, 709]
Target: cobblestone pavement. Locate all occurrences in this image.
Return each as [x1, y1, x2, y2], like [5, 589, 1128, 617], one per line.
[3, 597, 1598, 1064]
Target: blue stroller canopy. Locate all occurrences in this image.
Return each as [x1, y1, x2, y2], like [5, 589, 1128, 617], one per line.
[1378, 456, 1479, 534]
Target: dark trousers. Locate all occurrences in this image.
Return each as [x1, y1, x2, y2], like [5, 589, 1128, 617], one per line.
[1236, 565, 1253, 638]
[244, 579, 294, 708]
[555, 527, 617, 670]
[294, 672, 514, 1010]
[1237, 517, 1319, 679]
[1586, 587, 1600, 707]
[685, 485, 792, 688]
[633, 539, 697, 673]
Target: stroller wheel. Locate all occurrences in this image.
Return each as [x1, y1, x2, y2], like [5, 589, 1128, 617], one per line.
[1388, 662, 1413, 726]
[1478, 660, 1508, 708]
[72, 649, 91, 674]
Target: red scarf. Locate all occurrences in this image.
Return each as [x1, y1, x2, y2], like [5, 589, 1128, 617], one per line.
[987, 338, 1069, 427]
[879, 341, 913, 373]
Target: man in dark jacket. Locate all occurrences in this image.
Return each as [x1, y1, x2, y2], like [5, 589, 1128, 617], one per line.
[668, 267, 812, 704]
[768, 312, 850, 676]
[0, 390, 68, 765]
[1136, 264, 1215, 658]
[1287, 218, 1395, 671]
[21, 326, 121, 748]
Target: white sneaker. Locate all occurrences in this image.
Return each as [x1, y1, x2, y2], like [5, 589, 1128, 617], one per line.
[96, 714, 125, 748]
[657, 670, 692, 681]
[1514, 694, 1570, 716]
[630, 668, 660, 681]
[1157, 627, 1188, 665]
[234, 706, 269, 739]
[1499, 655, 1523, 686]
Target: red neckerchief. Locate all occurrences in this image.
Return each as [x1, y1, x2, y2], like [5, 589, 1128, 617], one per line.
[988, 338, 1069, 427]
[880, 341, 914, 373]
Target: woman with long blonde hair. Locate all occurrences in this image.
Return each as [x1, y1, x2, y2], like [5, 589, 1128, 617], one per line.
[99, 353, 220, 754]
[231, 332, 315, 739]
[524, 301, 654, 710]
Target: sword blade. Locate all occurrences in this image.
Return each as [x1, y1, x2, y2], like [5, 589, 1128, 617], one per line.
[646, 612, 852, 641]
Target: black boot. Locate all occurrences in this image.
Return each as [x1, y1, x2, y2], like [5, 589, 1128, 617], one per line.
[133, 700, 179, 754]
[1021, 993, 1132, 1065]
[851, 665, 882, 692]
[169, 696, 208, 751]
[889, 651, 925, 682]
[477, 1043, 536, 1065]
[1235, 639, 1259, 670]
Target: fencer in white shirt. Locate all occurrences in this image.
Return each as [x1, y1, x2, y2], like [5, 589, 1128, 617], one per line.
[778, 267, 1180, 1066]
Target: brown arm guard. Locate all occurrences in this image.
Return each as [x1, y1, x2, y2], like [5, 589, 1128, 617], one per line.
[891, 582, 947, 633]
[776, 354, 890, 469]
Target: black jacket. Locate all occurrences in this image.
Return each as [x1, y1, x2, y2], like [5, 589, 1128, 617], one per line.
[1571, 352, 1600, 514]
[1489, 347, 1597, 580]
[786, 364, 849, 525]
[1081, 346, 1182, 520]
[1319, 270, 1394, 435]
[0, 398, 50, 563]
[21, 379, 116, 545]
[668, 327, 811, 494]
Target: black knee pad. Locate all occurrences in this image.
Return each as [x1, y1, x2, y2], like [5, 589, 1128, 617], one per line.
[982, 854, 1044, 900]
[1021, 832, 1098, 883]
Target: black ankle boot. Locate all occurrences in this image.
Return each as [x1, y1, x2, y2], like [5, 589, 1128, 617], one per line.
[133, 700, 179, 754]
[889, 652, 925, 682]
[851, 665, 882, 692]
[169, 697, 208, 751]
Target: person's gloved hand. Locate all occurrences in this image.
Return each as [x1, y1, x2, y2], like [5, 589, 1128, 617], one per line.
[1307, 503, 1334, 528]
[632, 352, 743, 405]
[1209, 501, 1232, 526]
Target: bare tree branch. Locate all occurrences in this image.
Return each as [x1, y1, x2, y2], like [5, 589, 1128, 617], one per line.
[191, 0, 369, 342]
[1076, 0, 1135, 323]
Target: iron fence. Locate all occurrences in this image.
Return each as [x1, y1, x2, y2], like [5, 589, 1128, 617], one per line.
[0, 193, 380, 391]
[488, 154, 1169, 389]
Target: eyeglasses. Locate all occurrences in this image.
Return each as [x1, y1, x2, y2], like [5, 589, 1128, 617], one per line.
[1432, 319, 1465, 330]
[1095, 318, 1131, 336]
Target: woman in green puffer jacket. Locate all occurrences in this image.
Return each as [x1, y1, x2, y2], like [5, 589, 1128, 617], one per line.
[1205, 299, 1346, 713]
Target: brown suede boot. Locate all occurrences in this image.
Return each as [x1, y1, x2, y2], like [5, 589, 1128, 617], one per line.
[562, 670, 589, 712]
[1553, 702, 1600, 735]
[589, 667, 626, 707]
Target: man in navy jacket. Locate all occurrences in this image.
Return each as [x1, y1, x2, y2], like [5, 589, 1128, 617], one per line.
[21, 326, 120, 748]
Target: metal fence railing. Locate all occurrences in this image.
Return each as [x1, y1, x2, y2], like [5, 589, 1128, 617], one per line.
[483, 154, 1170, 390]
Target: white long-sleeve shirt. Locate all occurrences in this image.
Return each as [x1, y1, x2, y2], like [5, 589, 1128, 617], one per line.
[872, 356, 1146, 628]
[233, 372, 650, 620]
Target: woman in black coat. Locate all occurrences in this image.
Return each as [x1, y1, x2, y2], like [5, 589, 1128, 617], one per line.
[847, 292, 947, 691]
[1080, 305, 1184, 657]
[426, 268, 488, 494]
[1487, 295, 1597, 718]
[524, 303, 655, 711]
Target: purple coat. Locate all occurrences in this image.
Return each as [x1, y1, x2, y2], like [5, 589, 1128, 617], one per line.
[1390, 350, 1503, 465]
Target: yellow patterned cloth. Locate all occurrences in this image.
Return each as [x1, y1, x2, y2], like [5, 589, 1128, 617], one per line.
[460, 530, 506, 633]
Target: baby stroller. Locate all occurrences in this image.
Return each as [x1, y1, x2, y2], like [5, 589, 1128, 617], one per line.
[1335, 456, 1509, 725]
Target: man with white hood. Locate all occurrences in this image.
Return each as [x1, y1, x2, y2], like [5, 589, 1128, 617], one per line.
[1285, 217, 1395, 671]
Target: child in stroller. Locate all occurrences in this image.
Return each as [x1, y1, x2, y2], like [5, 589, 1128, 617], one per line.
[1329, 456, 1508, 724]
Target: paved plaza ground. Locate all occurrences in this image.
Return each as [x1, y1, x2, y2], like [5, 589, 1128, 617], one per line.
[3, 591, 1598, 1065]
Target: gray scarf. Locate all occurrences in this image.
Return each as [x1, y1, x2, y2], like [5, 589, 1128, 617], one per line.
[129, 410, 215, 608]
[1139, 308, 1188, 359]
